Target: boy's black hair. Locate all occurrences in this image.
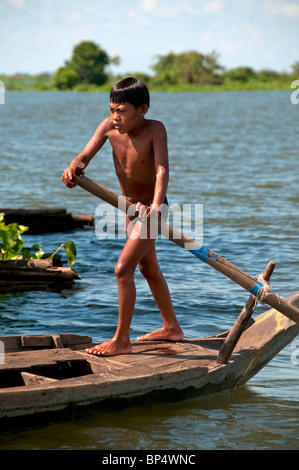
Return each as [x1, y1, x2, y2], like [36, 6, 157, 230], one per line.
[110, 77, 150, 108]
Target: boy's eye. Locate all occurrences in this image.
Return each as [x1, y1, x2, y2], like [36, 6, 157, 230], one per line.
[110, 108, 125, 114]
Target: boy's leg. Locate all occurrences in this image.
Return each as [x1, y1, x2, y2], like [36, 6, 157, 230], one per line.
[137, 244, 183, 342]
[86, 214, 182, 357]
[86, 219, 157, 357]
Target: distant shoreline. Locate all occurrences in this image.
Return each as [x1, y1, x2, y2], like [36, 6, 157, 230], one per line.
[1, 80, 293, 93]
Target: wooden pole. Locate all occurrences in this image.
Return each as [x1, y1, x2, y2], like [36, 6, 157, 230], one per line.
[217, 260, 276, 364]
[73, 163, 299, 325]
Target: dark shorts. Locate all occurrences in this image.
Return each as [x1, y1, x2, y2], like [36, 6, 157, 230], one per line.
[128, 197, 169, 221]
[145, 196, 169, 220]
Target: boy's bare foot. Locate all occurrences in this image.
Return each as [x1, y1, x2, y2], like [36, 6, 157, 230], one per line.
[86, 338, 132, 357]
[137, 326, 184, 342]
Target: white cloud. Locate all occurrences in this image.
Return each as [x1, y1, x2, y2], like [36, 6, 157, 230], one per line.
[141, 0, 156, 11]
[137, 0, 223, 20]
[203, 1, 222, 14]
[265, 1, 299, 18]
[139, 0, 196, 18]
[3, 0, 25, 7]
[67, 12, 81, 24]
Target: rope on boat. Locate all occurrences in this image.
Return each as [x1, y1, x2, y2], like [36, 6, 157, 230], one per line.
[250, 272, 273, 303]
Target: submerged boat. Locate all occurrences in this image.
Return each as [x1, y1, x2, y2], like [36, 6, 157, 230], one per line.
[0, 208, 94, 234]
[1, 289, 298, 433]
[0, 259, 80, 293]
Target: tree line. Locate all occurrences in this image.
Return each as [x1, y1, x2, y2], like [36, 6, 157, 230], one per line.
[2, 40, 299, 91]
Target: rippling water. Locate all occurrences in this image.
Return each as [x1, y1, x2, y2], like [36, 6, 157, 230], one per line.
[0, 90, 299, 450]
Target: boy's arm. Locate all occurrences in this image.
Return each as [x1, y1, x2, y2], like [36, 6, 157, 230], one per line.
[151, 122, 169, 212]
[61, 118, 111, 188]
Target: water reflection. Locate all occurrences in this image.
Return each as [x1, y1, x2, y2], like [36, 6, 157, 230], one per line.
[0, 385, 298, 450]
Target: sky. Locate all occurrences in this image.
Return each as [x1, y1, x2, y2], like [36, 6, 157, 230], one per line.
[1, 0, 299, 75]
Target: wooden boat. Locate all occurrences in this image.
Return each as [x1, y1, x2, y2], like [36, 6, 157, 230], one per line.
[0, 259, 81, 293]
[0, 289, 299, 433]
[0, 208, 94, 233]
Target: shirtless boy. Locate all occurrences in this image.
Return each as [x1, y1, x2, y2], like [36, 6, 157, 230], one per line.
[61, 77, 183, 356]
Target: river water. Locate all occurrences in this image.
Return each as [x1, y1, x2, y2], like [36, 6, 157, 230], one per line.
[0, 90, 298, 450]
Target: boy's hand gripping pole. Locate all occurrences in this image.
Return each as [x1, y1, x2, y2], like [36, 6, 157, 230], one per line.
[73, 162, 299, 325]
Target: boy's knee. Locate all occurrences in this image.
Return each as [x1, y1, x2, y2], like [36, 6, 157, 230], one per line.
[114, 259, 132, 280]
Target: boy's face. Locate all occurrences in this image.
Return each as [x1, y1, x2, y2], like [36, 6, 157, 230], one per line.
[109, 100, 148, 134]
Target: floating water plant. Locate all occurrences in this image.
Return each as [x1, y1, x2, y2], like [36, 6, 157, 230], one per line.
[47, 240, 77, 267]
[0, 212, 76, 267]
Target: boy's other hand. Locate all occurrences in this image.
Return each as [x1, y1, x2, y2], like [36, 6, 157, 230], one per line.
[135, 202, 150, 221]
[61, 166, 77, 188]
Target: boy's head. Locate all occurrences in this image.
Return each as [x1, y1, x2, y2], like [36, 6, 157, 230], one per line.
[110, 77, 150, 109]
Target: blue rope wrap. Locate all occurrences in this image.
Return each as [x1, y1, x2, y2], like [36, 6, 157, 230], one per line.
[250, 282, 264, 297]
[192, 246, 217, 262]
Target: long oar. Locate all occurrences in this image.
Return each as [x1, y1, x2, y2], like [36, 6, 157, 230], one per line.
[73, 163, 299, 325]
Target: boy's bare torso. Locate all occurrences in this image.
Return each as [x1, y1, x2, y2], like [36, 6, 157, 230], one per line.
[63, 101, 169, 210]
[62, 101, 168, 210]
[107, 118, 157, 204]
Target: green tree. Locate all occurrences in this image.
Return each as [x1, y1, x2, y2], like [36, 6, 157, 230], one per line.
[53, 63, 79, 89]
[256, 69, 279, 82]
[53, 41, 120, 89]
[151, 50, 223, 85]
[151, 52, 179, 85]
[223, 66, 256, 82]
[291, 60, 299, 76]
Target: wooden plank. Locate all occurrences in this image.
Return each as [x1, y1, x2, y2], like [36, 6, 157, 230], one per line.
[0, 260, 81, 292]
[21, 336, 54, 349]
[0, 267, 80, 281]
[0, 259, 55, 270]
[21, 372, 59, 386]
[0, 334, 93, 353]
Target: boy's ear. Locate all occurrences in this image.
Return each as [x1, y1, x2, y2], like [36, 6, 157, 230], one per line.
[138, 104, 149, 116]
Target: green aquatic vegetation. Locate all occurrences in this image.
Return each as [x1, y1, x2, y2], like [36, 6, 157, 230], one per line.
[47, 241, 76, 267]
[0, 213, 76, 267]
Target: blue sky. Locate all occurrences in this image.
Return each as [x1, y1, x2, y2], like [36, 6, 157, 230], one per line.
[1, 0, 299, 75]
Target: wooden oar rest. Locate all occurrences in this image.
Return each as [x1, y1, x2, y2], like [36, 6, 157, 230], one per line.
[217, 260, 276, 364]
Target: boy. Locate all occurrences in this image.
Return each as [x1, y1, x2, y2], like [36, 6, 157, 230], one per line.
[61, 77, 183, 356]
